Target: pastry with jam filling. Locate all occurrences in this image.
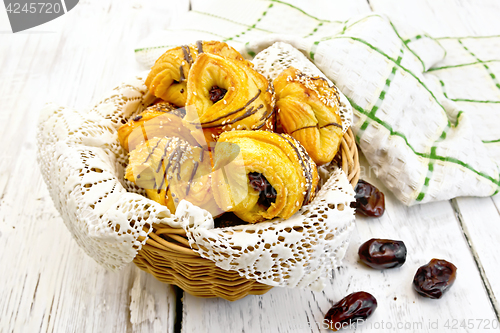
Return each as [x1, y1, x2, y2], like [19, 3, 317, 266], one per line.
[211, 130, 318, 223]
[184, 53, 275, 145]
[145, 41, 253, 107]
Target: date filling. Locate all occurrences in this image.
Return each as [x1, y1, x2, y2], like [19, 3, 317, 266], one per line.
[248, 172, 277, 208]
[209, 85, 227, 103]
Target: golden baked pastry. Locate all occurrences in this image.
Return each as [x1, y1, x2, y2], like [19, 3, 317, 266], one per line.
[273, 67, 342, 166]
[125, 136, 222, 216]
[211, 130, 318, 223]
[145, 41, 252, 107]
[117, 101, 200, 152]
[184, 53, 275, 144]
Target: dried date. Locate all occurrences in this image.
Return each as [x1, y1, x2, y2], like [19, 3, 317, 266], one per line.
[352, 180, 385, 217]
[324, 291, 377, 331]
[358, 238, 406, 269]
[413, 258, 457, 299]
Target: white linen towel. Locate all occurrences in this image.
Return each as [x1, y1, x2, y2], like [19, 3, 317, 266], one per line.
[136, 0, 500, 205]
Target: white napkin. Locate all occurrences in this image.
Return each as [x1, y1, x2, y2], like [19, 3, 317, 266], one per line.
[136, 0, 500, 205]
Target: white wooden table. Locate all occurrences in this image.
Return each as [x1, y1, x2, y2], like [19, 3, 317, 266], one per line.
[1, 0, 499, 332]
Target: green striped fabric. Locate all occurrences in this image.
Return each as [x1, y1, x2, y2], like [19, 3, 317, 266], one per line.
[135, 0, 500, 205]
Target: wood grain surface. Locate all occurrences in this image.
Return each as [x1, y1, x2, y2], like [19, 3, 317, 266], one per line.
[1, 0, 499, 332]
[0, 1, 189, 332]
[181, 155, 498, 333]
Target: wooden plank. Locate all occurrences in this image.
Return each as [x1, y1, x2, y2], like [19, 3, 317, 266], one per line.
[182, 153, 497, 332]
[452, 197, 500, 319]
[1, 182, 177, 333]
[0, 0, 189, 331]
[490, 195, 500, 309]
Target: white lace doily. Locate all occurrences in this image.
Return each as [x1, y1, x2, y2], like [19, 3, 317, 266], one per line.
[252, 42, 353, 134]
[37, 74, 184, 270]
[37, 47, 356, 290]
[178, 167, 355, 290]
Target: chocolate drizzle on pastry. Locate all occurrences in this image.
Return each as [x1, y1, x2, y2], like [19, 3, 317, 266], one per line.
[186, 149, 205, 195]
[254, 107, 275, 130]
[147, 139, 203, 196]
[181, 45, 193, 65]
[276, 133, 314, 205]
[155, 138, 175, 188]
[142, 139, 162, 164]
[258, 105, 269, 121]
[186, 163, 198, 195]
[137, 137, 191, 194]
[196, 40, 204, 54]
[158, 146, 181, 192]
[200, 90, 262, 126]
[125, 135, 221, 215]
[291, 125, 316, 134]
[179, 45, 194, 82]
[223, 104, 264, 127]
[320, 122, 342, 129]
[179, 65, 186, 82]
[291, 122, 342, 134]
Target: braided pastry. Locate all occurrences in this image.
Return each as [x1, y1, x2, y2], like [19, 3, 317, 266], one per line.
[273, 67, 342, 165]
[211, 130, 318, 223]
[185, 53, 275, 144]
[145, 41, 252, 107]
[125, 137, 222, 216]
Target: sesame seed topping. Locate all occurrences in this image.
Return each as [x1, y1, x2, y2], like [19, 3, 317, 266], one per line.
[288, 70, 340, 109]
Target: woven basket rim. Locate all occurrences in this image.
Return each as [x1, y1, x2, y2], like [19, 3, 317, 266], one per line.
[134, 127, 359, 301]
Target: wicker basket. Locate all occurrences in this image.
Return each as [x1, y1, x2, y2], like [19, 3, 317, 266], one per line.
[133, 128, 360, 301]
